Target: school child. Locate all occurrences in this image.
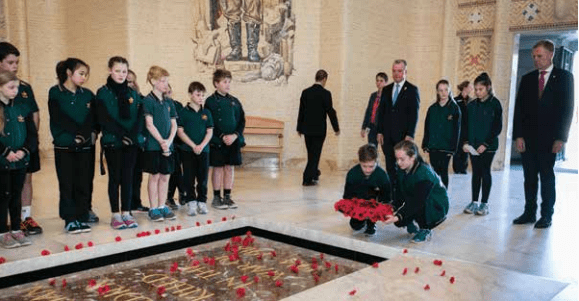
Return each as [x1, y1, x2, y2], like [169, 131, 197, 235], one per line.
[177, 82, 214, 216]
[343, 144, 391, 236]
[127, 69, 149, 212]
[141, 66, 178, 222]
[422, 79, 461, 188]
[165, 84, 186, 210]
[96, 56, 143, 229]
[383, 141, 449, 243]
[361, 72, 388, 145]
[462, 72, 503, 216]
[0, 71, 37, 248]
[48, 58, 95, 234]
[0, 42, 43, 236]
[452, 80, 472, 174]
[205, 69, 245, 210]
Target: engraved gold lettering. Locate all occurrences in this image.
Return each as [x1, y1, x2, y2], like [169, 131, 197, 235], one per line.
[141, 274, 170, 284]
[186, 289, 215, 301]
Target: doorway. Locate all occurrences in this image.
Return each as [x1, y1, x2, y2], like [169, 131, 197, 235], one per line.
[508, 30, 578, 173]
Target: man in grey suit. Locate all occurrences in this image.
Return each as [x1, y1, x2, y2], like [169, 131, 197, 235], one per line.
[513, 40, 574, 229]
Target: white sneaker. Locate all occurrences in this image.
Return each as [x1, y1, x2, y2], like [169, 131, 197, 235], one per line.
[197, 202, 209, 214]
[187, 201, 198, 216]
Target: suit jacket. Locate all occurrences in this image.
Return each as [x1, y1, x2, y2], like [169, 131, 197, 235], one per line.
[361, 91, 380, 129]
[377, 81, 420, 143]
[513, 67, 574, 152]
[296, 84, 340, 136]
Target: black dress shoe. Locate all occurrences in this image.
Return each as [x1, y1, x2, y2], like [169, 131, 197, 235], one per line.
[81, 210, 99, 223]
[364, 224, 376, 236]
[513, 213, 536, 225]
[534, 217, 552, 229]
[132, 206, 149, 212]
[302, 181, 317, 186]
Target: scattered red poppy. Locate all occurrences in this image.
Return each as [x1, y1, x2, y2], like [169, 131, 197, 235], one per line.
[275, 280, 283, 287]
[75, 243, 83, 250]
[87, 241, 94, 247]
[146, 231, 152, 236]
[48, 279, 56, 286]
[176, 225, 182, 230]
[203, 257, 210, 264]
[325, 262, 332, 269]
[253, 276, 259, 283]
[165, 227, 170, 232]
[0, 257, 5, 264]
[268, 270, 275, 277]
[62, 279, 67, 288]
[450, 276, 456, 284]
[115, 236, 122, 242]
[64, 245, 70, 251]
[171, 226, 175, 231]
[155, 229, 161, 234]
[349, 289, 357, 295]
[402, 268, 408, 275]
[170, 262, 179, 273]
[334, 264, 339, 272]
[424, 284, 430, 290]
[191, 260, 200, 266]
[88, 279, 97, 287]
[271, 251, 277, 257]
[320, 253, 324, 260]
[207, 220, 212, 224]
[186, 248, 194, 256]
[290, 265, 299, 273]
[311, 263, 318, 270]
[196, 222, 201, 227]
[41, 250, 50, 256]
[98, 284, 110, 296]
[229, 254, 237, 262]
[440, 270, 446, 276]
[257, 253, 263, 260]
[136, 233, 142, 238]
[433, 259, 443, 266]
[208, 257, 216, 266]
[241, 275, 249, 283]
[295, 259, 301, 266]
[372, 262, 379, 268]
[222, 217, 227, 221]
[414, 267, 420, 273]
[246, 231, 252, 236]
[313, 273, 320, 283]
[157, 286, 166, 296]
[403, 249, 408, 254]
[236, 287, 246, 297]
[312, 257, 318, 264]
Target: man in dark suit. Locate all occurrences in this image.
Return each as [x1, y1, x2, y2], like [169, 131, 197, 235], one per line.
[513, 40, 574, 229]
[377, 59, 420, 185]
[297, 70, 340, 186]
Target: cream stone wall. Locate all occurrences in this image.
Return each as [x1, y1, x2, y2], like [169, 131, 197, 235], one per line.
[3, 0, 577, 171]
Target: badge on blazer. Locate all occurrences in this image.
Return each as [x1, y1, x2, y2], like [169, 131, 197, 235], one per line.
[168, 107, 171, 113]
[21, 91, 28, 98]
[86, 102, 91, 109]
[129, 97, 134, 104]
[17, 115, 25, 122]
[231, 101, 235, 106]
[447, 114, 453, 120]
[202, 114, 208, 120]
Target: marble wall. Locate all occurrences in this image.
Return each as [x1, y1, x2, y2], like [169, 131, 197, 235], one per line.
[3, 0, 577, 170]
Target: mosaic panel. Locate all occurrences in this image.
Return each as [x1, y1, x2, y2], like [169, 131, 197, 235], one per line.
[458, 36, 492, 83]
[509, 0, 578, 31]
[455, 3, 495, 32]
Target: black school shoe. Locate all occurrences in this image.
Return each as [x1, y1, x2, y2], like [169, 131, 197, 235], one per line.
[166, 198, 180, 211]
[364, 223, 376, 236]
[80, 210, 100, 223]
[513, 212, 536, 225]
[534, 217, 552, 229]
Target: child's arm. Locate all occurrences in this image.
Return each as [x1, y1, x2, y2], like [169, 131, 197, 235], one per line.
[167, 118, 178, 146]
[177, 127, 196, 149]
[198, 128, 214, 152]
[145, 115, 168, 151]
[421, 109, 431, 152]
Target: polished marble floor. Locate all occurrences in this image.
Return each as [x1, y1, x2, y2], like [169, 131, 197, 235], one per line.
[0, 158, 577, 300]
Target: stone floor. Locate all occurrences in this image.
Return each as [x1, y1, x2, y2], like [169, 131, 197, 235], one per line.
[0, 158, 577, 300]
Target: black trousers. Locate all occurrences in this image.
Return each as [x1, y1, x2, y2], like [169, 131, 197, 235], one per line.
[0, 169, 26, 233]
[55, 149, 93, 223]
[381, 138, 400, 190]
[105, 146, 138, 213]
[429, 151, 451, 188]
[470, 152, 495, 203]
[168, 149, 185, 201]
[521, 150, 556, 219]
[452, 145, 468, 173]
[89, 146, 96, 211]
[131, 149, 144, 209]
[181, 151, 210, 203]
[303, 135, 325, 183]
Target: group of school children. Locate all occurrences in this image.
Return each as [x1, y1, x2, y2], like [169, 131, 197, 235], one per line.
[350, 72, 502, 243]
[0, 41, 245, 249]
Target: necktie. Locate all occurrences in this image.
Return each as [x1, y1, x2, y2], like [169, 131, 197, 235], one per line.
[393, 84, 400, 106]
[370, 94, 380, 124]
[539, 71, 547, 97]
